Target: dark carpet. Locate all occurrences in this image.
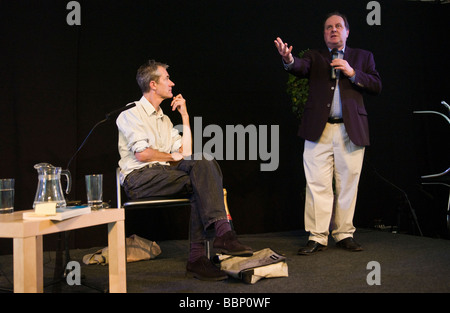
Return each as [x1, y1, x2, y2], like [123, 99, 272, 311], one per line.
[1, 229, 449, 295]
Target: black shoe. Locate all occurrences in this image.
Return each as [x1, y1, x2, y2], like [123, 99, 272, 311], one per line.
[186, 256, 228, 281]
[213, 231, 253, 256]
[298, 240, 327, 255]
[336, 237, 363, 252]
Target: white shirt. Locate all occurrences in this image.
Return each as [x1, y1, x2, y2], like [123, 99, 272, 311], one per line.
[116, 96, 182, 184]
[330, 48, 344, 119]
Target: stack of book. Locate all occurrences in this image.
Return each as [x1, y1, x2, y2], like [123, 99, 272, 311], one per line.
[23, 205, 91, 221]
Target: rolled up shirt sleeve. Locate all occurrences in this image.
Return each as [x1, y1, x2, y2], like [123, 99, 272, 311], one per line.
[131, 139, 150, 154]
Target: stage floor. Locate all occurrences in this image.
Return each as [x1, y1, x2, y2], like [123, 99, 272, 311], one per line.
[1, 229, 449, 294]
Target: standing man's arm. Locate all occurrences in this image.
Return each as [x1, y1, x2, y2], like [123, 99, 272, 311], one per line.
[274, 37, 294, 64]
[274, 36, 311, 77]
[351, 52, 382, 95]
[332, 52, 381, 95]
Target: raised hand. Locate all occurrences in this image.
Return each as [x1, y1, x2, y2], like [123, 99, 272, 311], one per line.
[171, 94, 188, 116]
[274, 37, 294, 64]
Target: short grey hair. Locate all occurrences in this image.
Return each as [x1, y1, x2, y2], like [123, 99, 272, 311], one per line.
[136, 59, 169, 93]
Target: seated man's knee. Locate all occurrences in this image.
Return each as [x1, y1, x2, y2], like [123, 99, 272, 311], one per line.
[188, 152, 215, 162]
[188, 153, 221, 173]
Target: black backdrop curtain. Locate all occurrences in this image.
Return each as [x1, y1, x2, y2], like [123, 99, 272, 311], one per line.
[1, 0, 449, 253]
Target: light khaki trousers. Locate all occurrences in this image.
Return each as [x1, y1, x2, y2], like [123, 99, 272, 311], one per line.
[303, 123, 365, 246]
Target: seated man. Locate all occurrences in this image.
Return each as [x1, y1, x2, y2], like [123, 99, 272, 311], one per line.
[116, 59, 253, 281]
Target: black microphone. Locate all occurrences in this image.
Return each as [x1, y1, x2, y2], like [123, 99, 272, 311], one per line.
[66, 103, 136, 169]
[331, 48, 338, 79]
[105, 102, 136, 120]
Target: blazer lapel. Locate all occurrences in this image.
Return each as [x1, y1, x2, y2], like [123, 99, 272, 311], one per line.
[321, 48, 332, 63]
[343, 46, 353, 62]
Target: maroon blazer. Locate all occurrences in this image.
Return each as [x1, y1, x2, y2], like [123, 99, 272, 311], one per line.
[288, 46, 382, 146]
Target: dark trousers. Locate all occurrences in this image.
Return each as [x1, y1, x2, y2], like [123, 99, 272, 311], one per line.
[122, 154, 227, 243]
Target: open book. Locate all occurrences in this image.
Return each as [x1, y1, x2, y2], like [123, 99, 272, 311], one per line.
[23, 206, 91, 221]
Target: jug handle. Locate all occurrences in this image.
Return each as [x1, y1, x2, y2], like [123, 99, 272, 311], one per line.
[62, 169, 72, 194]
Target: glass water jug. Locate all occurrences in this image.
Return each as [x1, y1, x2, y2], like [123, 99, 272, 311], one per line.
[33, 163, 72, 209]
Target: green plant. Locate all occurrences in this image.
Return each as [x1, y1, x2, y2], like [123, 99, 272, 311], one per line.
[286, 49, 309, 122]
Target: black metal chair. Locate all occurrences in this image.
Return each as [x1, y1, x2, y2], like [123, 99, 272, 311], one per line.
[116, 168, 190, 210]
[116, 168, 233, 256]
[116, 167, 191, 241]
[414, 101, 450, 231]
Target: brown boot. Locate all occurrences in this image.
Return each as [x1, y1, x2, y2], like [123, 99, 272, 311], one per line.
[186, 256, 228, 281]
[213, 231, 253, 256]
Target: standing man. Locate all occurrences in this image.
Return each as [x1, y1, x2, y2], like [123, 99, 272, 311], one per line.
[274, 12, 382, 254]
[116, 60, 252, 280]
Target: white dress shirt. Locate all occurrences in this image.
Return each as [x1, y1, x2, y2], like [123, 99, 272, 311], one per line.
[116, 96, 182, 184]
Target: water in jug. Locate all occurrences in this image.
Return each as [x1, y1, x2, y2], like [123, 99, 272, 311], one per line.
[33, 163, 72, 208]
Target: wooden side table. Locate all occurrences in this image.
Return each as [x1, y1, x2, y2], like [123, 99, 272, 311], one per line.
[0, 208, 126, 293]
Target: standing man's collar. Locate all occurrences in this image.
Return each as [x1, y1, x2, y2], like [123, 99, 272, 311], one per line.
[328, 46, 346, 53]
